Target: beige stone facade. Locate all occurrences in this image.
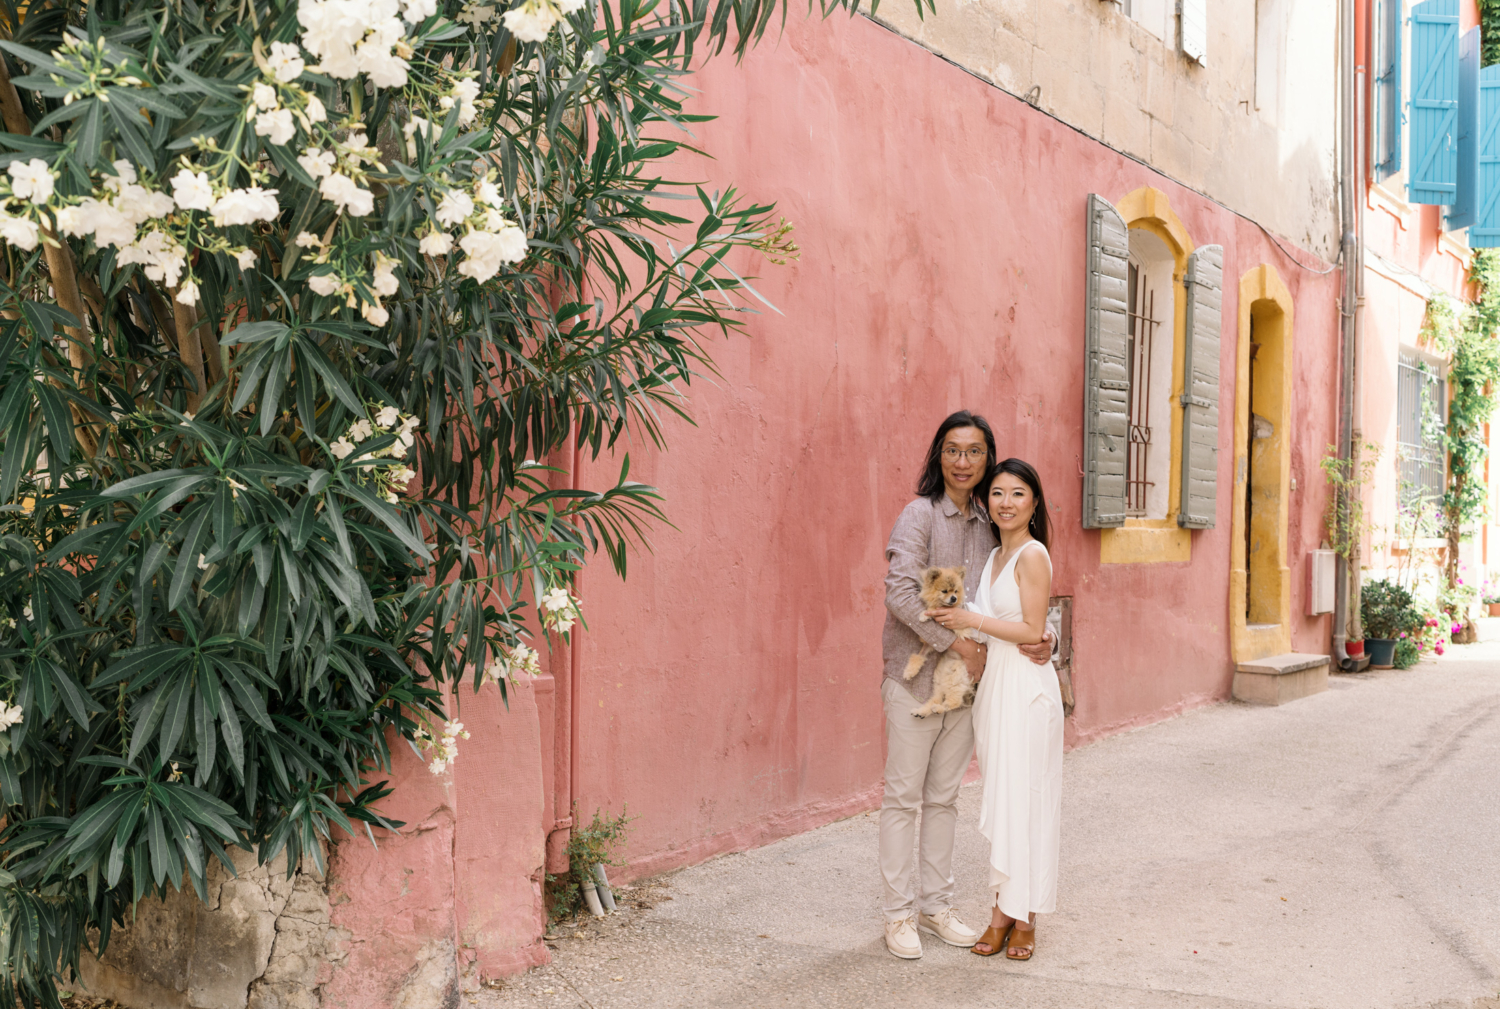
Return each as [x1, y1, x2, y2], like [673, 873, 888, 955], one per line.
[871, 0, 1341, 259]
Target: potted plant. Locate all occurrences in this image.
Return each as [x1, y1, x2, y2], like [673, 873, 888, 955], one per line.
[1484, 590, 1500, 617]
[1360, 578, 1420, 668]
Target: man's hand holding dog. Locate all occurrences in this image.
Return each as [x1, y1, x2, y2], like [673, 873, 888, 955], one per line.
[924, 607, 1054, 669]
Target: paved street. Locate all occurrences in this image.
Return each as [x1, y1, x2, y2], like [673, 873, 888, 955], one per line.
[478, 632, 1500, 1009]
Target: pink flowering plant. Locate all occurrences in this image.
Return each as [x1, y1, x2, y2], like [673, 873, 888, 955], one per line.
[0, 0, 871, 999]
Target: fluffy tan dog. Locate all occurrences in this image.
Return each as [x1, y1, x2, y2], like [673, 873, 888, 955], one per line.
[903, 566, 981, 718]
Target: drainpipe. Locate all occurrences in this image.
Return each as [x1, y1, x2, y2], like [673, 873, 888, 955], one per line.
[1333, 0, 1371, 672]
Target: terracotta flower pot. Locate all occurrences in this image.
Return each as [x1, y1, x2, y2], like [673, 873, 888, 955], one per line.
[1488, 602, 1500, 617]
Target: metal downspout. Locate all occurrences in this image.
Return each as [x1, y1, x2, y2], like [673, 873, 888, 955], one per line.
[1333, 0, 1370, 672]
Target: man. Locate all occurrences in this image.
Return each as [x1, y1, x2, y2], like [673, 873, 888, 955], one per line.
[880, 410, 1056, 959]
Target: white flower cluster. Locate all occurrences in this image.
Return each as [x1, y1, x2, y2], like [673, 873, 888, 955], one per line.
[0, 158, 55, 249]
[421, 176, 528, 282]
[501, 0, 586, 42]
[481, 641, 541, 685]
[416, 720, 469, 774]
[249, 72, 327, 147]
[50, 160, 277, 305]
[0, 702, 22, 732]
[296, 0, 433, 89]
[541, 586, 580, 633]
[329, 405, 420, 502]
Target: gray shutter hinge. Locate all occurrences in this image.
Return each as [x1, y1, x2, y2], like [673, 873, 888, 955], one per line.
[1180, 394, 1214, 408]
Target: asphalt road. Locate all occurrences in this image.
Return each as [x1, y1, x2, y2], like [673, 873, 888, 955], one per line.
[476, 631, 1500, 1009]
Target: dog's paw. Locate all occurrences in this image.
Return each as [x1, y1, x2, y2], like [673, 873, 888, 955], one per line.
[917, 615, 931, 623]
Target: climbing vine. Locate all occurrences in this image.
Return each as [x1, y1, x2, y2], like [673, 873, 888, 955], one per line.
[1427, 251, 1500, 591]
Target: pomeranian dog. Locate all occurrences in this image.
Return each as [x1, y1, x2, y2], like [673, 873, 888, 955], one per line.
[903, 566, 982, 718]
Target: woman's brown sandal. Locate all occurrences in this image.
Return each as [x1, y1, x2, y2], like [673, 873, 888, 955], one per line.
[972, 923, 1012, 957]
[1005, 926, 1036, 960]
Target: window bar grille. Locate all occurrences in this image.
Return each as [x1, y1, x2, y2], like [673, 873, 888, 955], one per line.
[1396, 351, 1447, 512]
[1125, 264, 1159, 516]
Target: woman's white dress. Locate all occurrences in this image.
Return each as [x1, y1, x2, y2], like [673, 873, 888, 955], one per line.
[971, 541, 1063, 921]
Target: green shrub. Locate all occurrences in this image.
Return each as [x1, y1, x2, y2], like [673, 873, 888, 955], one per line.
[545, 805, 631, 921]
[1393, 637, 1421, 669]
[1361, 579, 1421, 639]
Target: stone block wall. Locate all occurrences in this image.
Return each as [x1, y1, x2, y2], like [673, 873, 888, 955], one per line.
[76, 848, 346, 1009]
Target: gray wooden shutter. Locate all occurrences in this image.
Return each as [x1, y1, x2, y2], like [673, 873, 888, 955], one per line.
[1179, 0, 1207, 65]
[1178, 244, 1223, 530]
[1083, 194, 1129, 530]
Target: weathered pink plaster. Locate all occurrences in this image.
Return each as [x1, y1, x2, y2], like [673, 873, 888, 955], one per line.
[319, 11, 1349, 1001]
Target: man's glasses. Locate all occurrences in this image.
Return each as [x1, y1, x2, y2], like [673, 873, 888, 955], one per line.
[941, 446, 987, 462]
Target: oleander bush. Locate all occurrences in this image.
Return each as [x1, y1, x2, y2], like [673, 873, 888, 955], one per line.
[0, 0, 883, 999]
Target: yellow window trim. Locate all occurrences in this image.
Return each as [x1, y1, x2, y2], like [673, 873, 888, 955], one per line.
[1100, 187, 1195, 566]
[1229, 264, 1294, 661]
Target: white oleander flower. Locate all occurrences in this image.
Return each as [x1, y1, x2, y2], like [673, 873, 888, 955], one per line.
[349, 418, 374, 442]
[0, 214, 39, 251]
[305, 94, 328, 122]
[255, 107, 297, 145]
[267, 41, 307, 82]
[371, 253, 399, 296]
[295, 230, 322, 248]
[103, 159, 137, 191]
[540, 587, 572, 612]
[236, 248, 257, 269]
[308, 272, 341, 296]
[7, 158, 53, 204]
[502, 0, 557, 41]
[298, 147, 335, 179]
[211, 186, 281, 226]
[418, 230, 452, 256]
[176, 280, 200, 305]
[252, 82, 280, 111]
[494, 224, 528, 263]
[452, 78, 481, 124]
[171, 169, 215, 211]
[330, 436, 355, 459]
[118, 230, 188, 286]
[361, 301, 389, 326]
[435, 190, 473, 227]
[0, 702, 23, 731]
[402, 0, 438, 20]
[21, 604, 33, 621]
[475, 178, 502, 208]
[115, 183, 176, 223]
[320, 172, 374, 216]
[428, 758, 446, 774]
[53, 204, 89, 238]
[376, 404, 400, 427]
[197, 554, 210, 570]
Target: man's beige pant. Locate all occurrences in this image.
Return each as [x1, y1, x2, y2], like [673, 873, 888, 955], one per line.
[879, 677, 974, 922]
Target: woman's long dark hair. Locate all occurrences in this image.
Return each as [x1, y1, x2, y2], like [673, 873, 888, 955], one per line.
[915, 410, 998, 500]
[978, 458, 1051, 550]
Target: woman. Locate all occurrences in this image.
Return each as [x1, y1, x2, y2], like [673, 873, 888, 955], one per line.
[925, 458, 1063, 961]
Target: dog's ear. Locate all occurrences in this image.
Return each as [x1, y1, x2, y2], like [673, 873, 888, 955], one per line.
[955, 566, 966, 580]
[921, 567, 942, 587]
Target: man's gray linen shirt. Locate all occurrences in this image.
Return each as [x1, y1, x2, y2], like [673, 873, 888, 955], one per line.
[882, 495, 998, 703]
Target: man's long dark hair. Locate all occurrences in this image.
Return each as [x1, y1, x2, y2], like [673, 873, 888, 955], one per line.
[915, 410, 998, 501]
[978, 458, 1052, 550]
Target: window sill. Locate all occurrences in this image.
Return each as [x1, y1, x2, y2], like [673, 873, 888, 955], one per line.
[1100, 524, 1192, 564]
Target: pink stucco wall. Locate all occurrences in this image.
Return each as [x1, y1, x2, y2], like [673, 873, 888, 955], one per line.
[318, 11, 1346, 1001]
[568, 12, 1342, 879]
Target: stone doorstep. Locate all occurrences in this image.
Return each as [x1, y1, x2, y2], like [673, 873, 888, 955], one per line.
[1232, 652, 1331, 706]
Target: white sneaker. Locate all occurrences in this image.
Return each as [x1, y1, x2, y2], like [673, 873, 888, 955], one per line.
[884, 915, 922, 959]
[917, 908, 979, 948]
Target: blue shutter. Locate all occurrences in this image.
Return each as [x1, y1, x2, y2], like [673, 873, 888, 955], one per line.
[1374, 0, 1404, 180]
[1467, 66, 1500, 247]
[1446, 27, 1480, 229]
[1407, 0, 1459, 206]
